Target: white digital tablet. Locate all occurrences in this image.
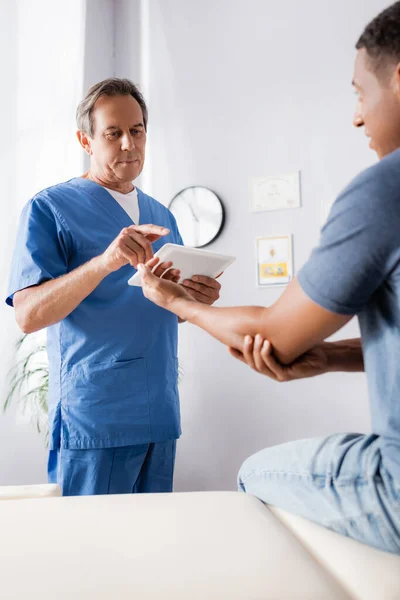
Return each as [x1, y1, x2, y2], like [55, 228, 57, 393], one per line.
[128, 243, 236, 287]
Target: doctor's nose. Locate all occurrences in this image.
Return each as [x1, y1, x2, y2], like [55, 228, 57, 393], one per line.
[121, 134, 135, 151]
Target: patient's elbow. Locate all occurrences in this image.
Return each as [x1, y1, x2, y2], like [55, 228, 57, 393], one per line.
[273, 346, 300, 366]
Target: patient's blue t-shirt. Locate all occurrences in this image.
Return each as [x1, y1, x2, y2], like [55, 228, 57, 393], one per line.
[298, 148, 400, 476]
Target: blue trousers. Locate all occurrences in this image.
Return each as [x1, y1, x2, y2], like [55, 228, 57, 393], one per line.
[48, 440, 177, 496]
[238, 433, 400, 554]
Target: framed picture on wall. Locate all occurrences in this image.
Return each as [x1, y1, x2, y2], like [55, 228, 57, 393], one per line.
[250, 172, 301, 213]
[256, 234, 293, 287]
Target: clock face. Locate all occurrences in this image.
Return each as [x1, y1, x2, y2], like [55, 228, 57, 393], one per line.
[168, 186, 225, 248]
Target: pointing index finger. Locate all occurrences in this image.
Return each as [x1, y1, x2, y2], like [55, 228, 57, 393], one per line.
[129, 225, 170, 237]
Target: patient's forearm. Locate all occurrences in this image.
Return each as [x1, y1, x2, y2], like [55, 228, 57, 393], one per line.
[173, 300, 266, 351]
[171, 298, 362, 372]
[325, 338, 364, 372]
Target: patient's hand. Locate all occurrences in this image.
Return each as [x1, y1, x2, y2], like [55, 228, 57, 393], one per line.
[138, 259, 193, 313]
[141, 257, 221, 308]
[228, 334, 329, 382]
[145, 256, 181, 283]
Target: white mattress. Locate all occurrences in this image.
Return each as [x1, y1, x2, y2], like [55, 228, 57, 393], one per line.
[0, 490, 398, 599]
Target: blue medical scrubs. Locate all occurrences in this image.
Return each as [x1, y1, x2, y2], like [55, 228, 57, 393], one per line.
[6, 177, 183, 495]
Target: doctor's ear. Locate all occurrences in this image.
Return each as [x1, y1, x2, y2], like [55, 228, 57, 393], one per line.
[76, 130, 93, 156]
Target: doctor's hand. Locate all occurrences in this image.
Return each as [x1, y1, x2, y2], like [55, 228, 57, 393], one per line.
[181, 275, 221, 306]
[228, 335, 329, 382]
[100, 224, 170, 273]
[137, 262, 193, 313]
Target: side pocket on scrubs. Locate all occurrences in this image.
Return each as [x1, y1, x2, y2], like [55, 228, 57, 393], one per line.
[64, 358, 150, 444]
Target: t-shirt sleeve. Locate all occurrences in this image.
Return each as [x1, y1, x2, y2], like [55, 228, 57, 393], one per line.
[297, 168, 400, 315]
[6, 198, 70, 307]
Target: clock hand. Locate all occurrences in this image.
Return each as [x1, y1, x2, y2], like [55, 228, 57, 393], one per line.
[187, 201, 200, 223]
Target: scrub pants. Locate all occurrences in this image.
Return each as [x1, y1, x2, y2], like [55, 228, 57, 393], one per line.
[238, 433, 400, 554]
[48, 440, 177, 496]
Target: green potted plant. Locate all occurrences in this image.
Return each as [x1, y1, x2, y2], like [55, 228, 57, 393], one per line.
[4, 333, 49, 443]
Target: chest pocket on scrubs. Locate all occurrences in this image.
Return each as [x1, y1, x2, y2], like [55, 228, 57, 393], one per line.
[65, 358, 150, 442]
[69, 243, 105, 271]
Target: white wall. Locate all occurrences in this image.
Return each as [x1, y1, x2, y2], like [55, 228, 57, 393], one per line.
[0, 0, 41, 486]
[115, 0, 387, 491]
[0, 0, 49, 485]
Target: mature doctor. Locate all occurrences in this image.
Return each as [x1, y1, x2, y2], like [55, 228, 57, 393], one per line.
[6, 78, 221, 496]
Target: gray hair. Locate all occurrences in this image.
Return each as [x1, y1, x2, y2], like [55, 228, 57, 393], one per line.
[76, 77, 148, 137]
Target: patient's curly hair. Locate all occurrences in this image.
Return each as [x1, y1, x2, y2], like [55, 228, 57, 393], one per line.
[356, 1, 400, 77]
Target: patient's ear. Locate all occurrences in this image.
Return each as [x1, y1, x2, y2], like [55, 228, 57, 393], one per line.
[390, 62, 400, 100]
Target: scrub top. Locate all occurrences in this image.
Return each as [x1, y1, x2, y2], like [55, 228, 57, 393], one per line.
[6, 177, 184, 450]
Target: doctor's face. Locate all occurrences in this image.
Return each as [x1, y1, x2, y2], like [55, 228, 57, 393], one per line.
[87, 94, 146, 184]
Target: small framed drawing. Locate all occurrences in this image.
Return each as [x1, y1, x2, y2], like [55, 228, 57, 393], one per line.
[256, 234, 293, 287]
